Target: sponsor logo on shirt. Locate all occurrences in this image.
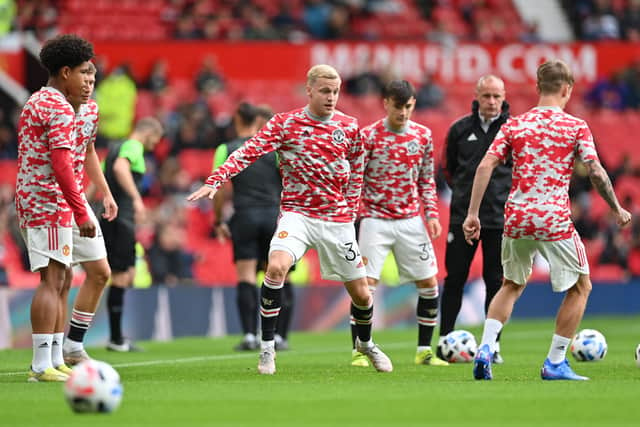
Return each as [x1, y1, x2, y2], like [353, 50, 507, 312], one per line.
[467, 133, 478, 141]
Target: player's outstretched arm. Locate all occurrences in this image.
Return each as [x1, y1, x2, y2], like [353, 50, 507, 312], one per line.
[463, 153, 500, 244]
[584, 160, 632, 227]
[187, 185, 218, 201]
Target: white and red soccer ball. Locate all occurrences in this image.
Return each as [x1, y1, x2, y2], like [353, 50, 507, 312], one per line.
[441, 330, 478, 363]
[64, 359, 123, 413]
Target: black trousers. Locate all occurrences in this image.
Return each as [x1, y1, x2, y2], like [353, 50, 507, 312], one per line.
[439, 224, 503, 337]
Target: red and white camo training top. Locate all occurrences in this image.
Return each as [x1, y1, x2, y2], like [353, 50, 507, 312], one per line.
[73, 99, 99, 197]
[488, 106, 599, 241]
[205, 107, 364, 223]
[360, 118, 438, 220]
[16, 87, 76, 228]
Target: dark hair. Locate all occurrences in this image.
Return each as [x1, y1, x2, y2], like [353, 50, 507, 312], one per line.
[39, 34, 94, 76]
[255, 104, 274, 121]
[382, 80, 415, 105]
[235, 102, 258, 127]
[536, 60, 574, 95]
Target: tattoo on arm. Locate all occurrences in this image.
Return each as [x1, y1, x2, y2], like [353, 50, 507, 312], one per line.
[585, 160, 619, 210]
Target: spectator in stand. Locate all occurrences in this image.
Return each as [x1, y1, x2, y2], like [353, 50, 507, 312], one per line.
[622, 60, 640, 109]
[174, 13, 202, 39]
[170, 102, 217, 154]
[571, 202, 600, 241]
[0, 0, 15, 35]
[303, 0, 333, 39]
[144, 60, 169, 95]
[622, 0, 640, 40]
[326, 3, 351, 39]
[147, 221, 194, 285]
[95, 63, 137, 143]
[585, 72, 631, 111]
[244, 6, 280, 40]
[194, 55, 225, 96]
[599, 196, 633, 274]
[428, 21, 457, 50]
[272, 2, 301, 40]
[415, 73, 444, 110]
[519, 21, 541, 43]
[0, 109, 17, 159]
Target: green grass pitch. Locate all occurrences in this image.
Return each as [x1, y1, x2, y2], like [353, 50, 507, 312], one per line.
[2, 316, 639, 427]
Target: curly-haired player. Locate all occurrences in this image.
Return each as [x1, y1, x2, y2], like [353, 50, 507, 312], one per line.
[16, 34, 97, 382]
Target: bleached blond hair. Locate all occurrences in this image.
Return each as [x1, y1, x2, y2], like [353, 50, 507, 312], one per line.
[306, 64, 341, 85]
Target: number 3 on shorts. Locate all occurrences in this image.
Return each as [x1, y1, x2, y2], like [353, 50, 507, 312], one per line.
[419, 242, 431, 261]
[344, 241, 360, 261]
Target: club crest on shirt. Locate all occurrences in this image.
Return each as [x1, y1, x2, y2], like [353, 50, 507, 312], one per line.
[406, 141, 419, 155]
[62, 244, 71, 257]
[332, 129, 345, 144]
[81, 122, 94, 137]
[278, 231, 288, 239]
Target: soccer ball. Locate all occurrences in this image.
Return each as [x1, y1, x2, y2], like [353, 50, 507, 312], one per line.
[635, 344, 640, 367]
[441, 330, 477, 363]
[64, 360, 123, 413]
[571, 329, 607, 362]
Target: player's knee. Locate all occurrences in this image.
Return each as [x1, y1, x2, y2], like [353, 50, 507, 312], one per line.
[572, 275, 592, 297]
[91, 264, 111, 287]
[61, 269, 72, 294]
[416, 276, 438, 288]
[265, 263, 288, 282]
[349, 281, 372, 307]
[502, 279, 525, 296]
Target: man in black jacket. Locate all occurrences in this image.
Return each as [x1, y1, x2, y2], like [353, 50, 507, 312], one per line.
[438, 75, 511, 363]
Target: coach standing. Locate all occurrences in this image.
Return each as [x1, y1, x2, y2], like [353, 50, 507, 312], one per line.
[438, 75, 511, 363]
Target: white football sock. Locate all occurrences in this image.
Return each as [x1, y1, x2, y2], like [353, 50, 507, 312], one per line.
[51, 332, 65, 367]
[547, 334, 571, 364]
[32, 334, 53, 373]
[480, 318, 503, 353]
[63, 336, 83, 353]
[261, 340, 275, 351]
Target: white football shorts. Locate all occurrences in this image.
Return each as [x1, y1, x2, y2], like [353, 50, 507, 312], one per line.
[20, 226, 73, 272]
[502, 232, 590, 292]
[358, 215, 438, 284]
[72, 203, 106, 264]
[269, 211, 366, 282]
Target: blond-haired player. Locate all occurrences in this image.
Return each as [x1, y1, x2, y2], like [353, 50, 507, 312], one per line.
[189, 64, 393, 375]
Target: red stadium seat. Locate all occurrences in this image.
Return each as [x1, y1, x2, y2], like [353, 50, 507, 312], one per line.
[0, 160, 18, 187]
[178, 148, 215, 182]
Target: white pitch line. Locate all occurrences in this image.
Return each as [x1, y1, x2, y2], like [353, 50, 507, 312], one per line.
[0, 341, 413, 377]
[2, 324, 635, 378]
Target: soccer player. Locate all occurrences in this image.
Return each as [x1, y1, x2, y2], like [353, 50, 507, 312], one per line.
[353, 80, 448, 367]
[438, 75, 510, 364]
[464, 60, 631, 381]
[60, 63, 118, 367]
[188, 64, 393, 375]
[212, 102, 294, 351]
[101, 117, 163, 352]
[16, 34, 96, 382]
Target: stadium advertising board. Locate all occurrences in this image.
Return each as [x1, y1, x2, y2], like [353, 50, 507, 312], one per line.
[92, 41, 640, 85]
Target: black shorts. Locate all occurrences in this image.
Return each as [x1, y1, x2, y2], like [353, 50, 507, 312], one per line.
[229, 206, 279, 263]
[101, 217, 136, 273]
